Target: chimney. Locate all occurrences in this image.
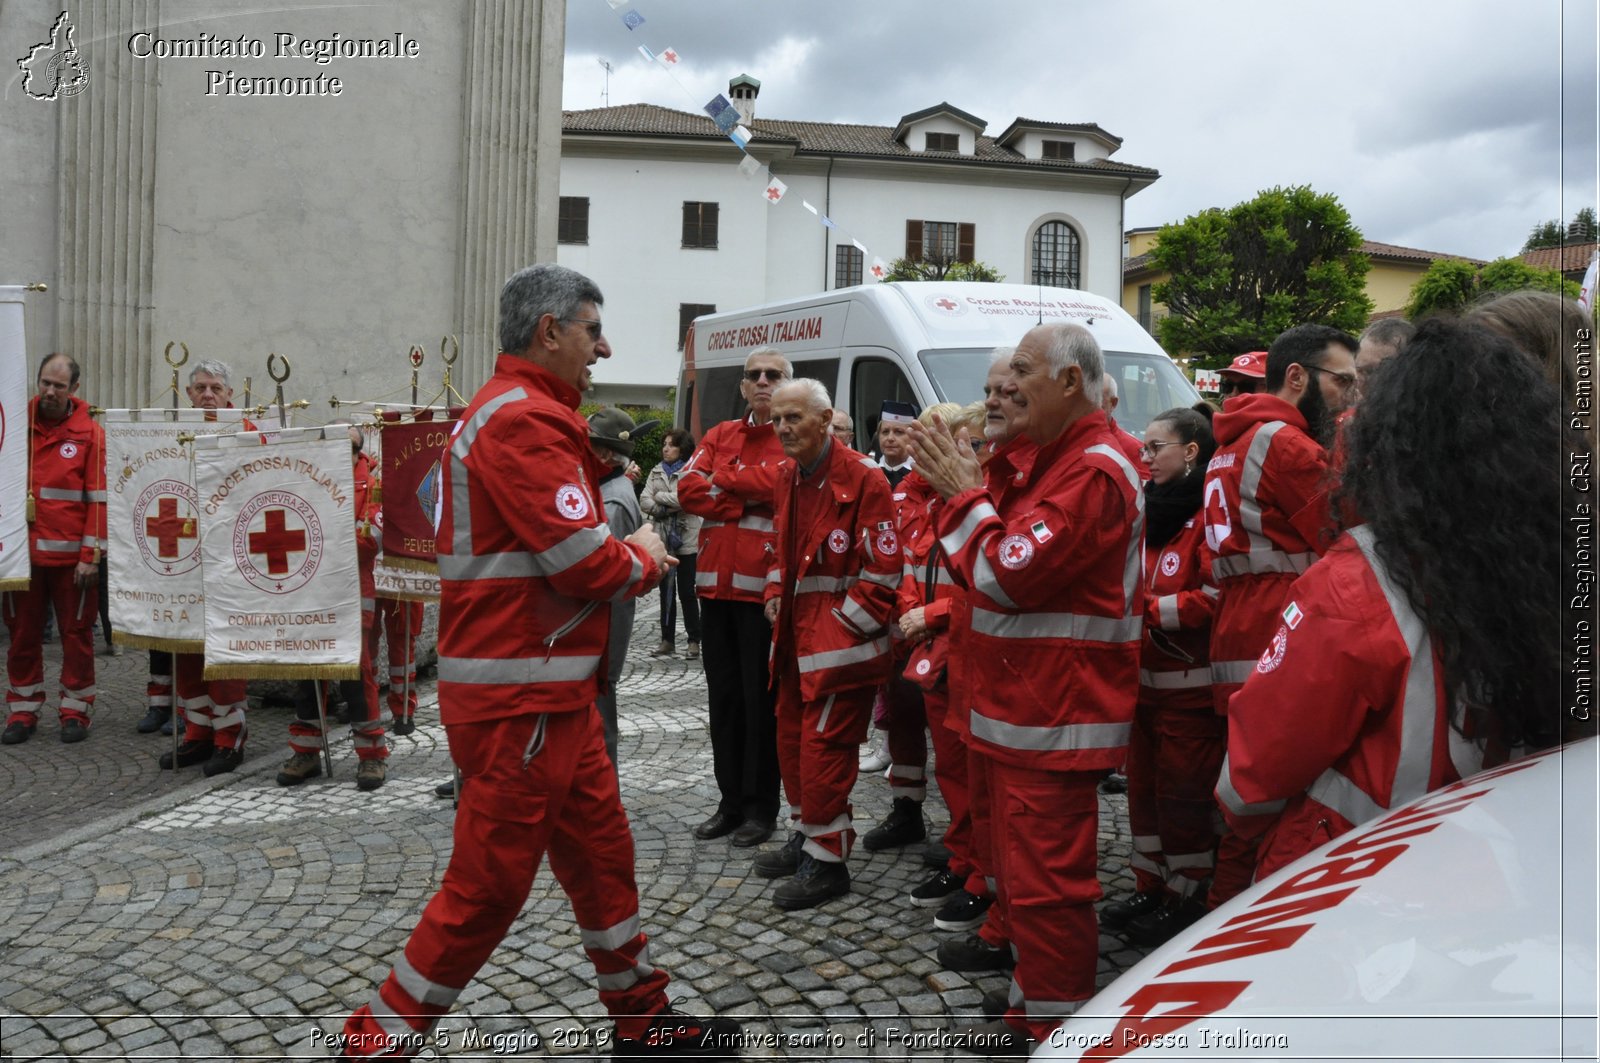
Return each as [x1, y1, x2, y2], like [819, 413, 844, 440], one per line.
[728, 73, 760, 126]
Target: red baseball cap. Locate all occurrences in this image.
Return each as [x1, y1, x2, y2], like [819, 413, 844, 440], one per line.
[1220, 351, 1267, 379]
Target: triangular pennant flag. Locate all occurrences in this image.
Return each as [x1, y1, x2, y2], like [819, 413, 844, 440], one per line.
[820, 215, 837, 230]
[659, 46, 681, 66]
[763, 177, 788, 204]
[738, 154, 762, 178]
[620, 9, 645, 30]
[729, 125, 751, 150]
[852, 239, 868, 254]
[637, 44, 655, 62]
[604, 0, 627, 7]
[869, 258, 888, 281]
[802, 200, 818, 215]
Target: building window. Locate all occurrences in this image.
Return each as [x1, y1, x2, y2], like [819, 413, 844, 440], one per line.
[835, 245, 864, 288]
[1032, 221, 1080, 288]
[558, 197, 589, 244]
[905, 220, 975, 265]
[923, 131, 959, 152]
[678, 303, 715, 350]
[681, 202, 719, 249]
[1041, 139, 1075, 161]
[1138, 284, 1153, 333]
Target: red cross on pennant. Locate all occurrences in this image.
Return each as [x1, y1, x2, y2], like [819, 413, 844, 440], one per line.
[766, 187, 782, 201]
[935, 298, 958, 310]
[145, 496, 196, 559]
[248, 508, 307, 575]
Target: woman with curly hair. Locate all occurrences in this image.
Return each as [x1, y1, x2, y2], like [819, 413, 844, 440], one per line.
[1216, 317, 1566, 878]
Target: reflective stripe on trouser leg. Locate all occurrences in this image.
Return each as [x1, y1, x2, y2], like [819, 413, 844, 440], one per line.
[4, 572, 54, 718]
[352, 718, 389, 760]
[206, 678, 249, 748]
[287, 719, 327, 755]
[773, 657, 807, 828]
[799, 685, 873, 862]
[924, 690, 977, 878]
[883, 676, 927, 795]
[49, 566, 98, 716]
[888, 763, 927, 802]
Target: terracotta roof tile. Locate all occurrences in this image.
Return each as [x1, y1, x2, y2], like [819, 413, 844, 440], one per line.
[1359, 240, 1484, 265]
[1518, 241, 1598, 274]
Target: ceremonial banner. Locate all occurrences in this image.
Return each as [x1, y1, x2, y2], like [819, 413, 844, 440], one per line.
[378, 410, 456, 572]
[374, 556, 440, 602]
[0, 288, 29, 591]
[103, 408, 248, 651]
[194, 426, 361, 679]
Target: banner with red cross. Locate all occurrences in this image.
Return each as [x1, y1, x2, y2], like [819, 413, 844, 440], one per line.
[193, 426, 361, 679]
[102, 408, 250, 651]
[0, 288, 31, 592]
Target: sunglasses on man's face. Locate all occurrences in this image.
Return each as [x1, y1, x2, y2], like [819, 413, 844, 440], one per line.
[744, 369, 786, 382]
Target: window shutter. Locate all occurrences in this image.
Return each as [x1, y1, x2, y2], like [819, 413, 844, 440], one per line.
[705, 203, 719, 248]
[682, 203, 695, 247]
[958, 223, 975, 263]
[906, 219, 923, 260]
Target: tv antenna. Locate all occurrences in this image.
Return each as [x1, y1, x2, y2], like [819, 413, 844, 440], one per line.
[597, 58, 613, 106]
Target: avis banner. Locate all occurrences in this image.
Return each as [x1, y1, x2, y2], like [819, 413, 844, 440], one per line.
[374, 555, 440, 602]
[0, 288, 31, 591]
[193, 426, 361, 679]
[103, 408, 249, 651]
[377, 411, 455, 572]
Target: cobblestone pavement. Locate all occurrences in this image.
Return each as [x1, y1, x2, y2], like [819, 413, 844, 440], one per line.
[0, 599, 1151, 1061]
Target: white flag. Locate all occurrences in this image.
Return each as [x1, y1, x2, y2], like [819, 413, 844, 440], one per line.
[763, 177, 787, 204]
[738, 154, 762, 178]
[0, 288, 30, 591]
[1580, 249, 1599, 314]
[869, 257, 889, 282]
[659, 46, 680, 66]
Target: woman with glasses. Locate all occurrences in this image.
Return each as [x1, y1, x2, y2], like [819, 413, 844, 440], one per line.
[640, 428, 703, 660]
[1101, 406, 1225, 947]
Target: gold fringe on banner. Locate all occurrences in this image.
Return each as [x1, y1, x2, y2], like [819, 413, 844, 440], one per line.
[376, 590, 439, 604]
[205, 663, 361, 681]
[379, 556, 439, 574]
[113, 633, 205, 654]
[0, 578, 30, 593]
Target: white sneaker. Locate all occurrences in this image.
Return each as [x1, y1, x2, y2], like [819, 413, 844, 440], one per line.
[859, 733, 890, 772]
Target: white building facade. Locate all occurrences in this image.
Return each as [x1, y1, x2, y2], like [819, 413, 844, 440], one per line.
[559, 84, 1160, 405]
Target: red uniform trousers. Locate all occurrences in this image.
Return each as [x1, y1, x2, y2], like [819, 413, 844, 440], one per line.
[3, 569, 97, 728]
[148, 650, 174, 721]
[377, 597, 424, 724]
[966, 747, 1011, 949]
[289, 601, 385, 761]
[1125, 699, 1226, 901]
[923, 690, 977, 881]
[342, 709, 668, 1058]
[774, 655, 874, 863]
[985, 756, 1100, 1041]
[175, 653, 248, 750]
[883, 674, 928, 801]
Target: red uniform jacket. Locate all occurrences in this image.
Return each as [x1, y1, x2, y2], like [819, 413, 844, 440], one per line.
[1204, 394, 1331, 710]
[1114, 425, 1147, 478]
[434, 356, 660, 725]
[1140, 516, 1217, 711]
[353, 450, 379, 604]
[1216, 528, 1481, 877]
[679, 413, 784, 604]
[935, 411, 1145, 772]
[765, 441, 901, 701]
[895, 472, 956, 688]
[28, 395, 106, 568]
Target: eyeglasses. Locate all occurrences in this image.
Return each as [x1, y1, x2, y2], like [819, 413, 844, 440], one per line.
[1218, 379, 1253, 396]
[563, 317, 603, 340]
[744, 368, 786, 382]
[1139, 440, 1183, 459]
[1306, 365, 1357, 391]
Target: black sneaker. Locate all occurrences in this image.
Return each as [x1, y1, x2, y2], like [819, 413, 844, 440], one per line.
[159, 739, 213, 769]
[1098, 771, 1128, 795]
[1, 720, 35, 745]
[390, 718, 416, 737]
[909, 867, 964, 907]
[613, 1011, 742, 1060]
[1126, 896, 1208, 948]
[936, 934, 1014, 972]
[772, 854, 850, 911]
[1100, 889, 1165, 931]
[60, 720, 89, 744]
[135, 706, 170, 734]
[752, 831, 804, 878]
[933, 890, 992, 931]
[202, 746, 245, 776]
[922, 841, 954, 869]
[955, 1019, 1033, 1058]
[862, 796, 925, 852]
[434, 778, 458, 799]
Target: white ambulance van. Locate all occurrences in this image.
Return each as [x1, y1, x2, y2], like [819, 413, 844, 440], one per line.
[676, 282, 1199, 445]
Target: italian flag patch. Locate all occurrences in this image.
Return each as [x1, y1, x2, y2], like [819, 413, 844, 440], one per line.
[1030, 520, 1052, 544]
[1282, 601, 1304, 630]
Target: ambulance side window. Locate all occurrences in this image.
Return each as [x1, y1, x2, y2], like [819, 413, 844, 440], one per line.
[852, 357, 917, 455]
[697, 367, 748, 427]
[790, 358, 839, 403]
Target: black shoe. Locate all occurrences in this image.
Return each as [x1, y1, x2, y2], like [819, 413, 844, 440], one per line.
[909, 867, 965, 908]
[1098, 771, 1128, 795]
[862, 796, 925, 852]
[159, 739, 213, 770]
[1100, 889, 1166, 931]
[934, 890, 992, 932]
[612, 1010, 742, 1059]
[936, 934, 1014, 973]
[434, 778, 459, 799]
[202, 746, 245, 776]
[982, 988, 1011, 1023]
[773, 854, 850, 911]
[60, 720, 89, 744]
[955, 1019, 1033, 1058]
[390, 718, 416, 737]
[730, 818, 774, 848]
[136, 706, 170, 734]
[1126, 896, 1208, 948]
[1, 721, 35, 745]
[752, 831, 805, 878]
[923, 841, 954, 869]
[692, 809, 740, 841]
[159, 715, 176, 736]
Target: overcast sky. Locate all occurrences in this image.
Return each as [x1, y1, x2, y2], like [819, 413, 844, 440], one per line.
[563, 0, 1598, 262]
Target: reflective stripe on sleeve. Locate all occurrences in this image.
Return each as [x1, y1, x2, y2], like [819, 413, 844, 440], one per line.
[1209, 659, 1258, 685]
[36, 539, 81, 553]
[1138, 667, 1213, 690]
[36, 487, 85, 501]
[939, 500, 999, 557]
[1215, 753, 1288, 817]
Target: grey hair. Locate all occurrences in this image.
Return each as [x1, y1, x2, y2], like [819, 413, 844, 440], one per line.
[1359, 317, 1416, 351]
[189, 359, 233, 387]
[989, 345, 1013, 366]
[1038, 322, 1104, 405]
[776, 378, 832, 413]
[745, 345, 794, 377]
[831, 407, 853, 430]
[1101, 374, 1119, 400]
[499, 264, 604, 355]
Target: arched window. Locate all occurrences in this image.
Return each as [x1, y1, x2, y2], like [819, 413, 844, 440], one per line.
[1032, 221, 1081, 288]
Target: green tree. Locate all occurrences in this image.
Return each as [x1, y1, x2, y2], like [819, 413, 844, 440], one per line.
[1404, 256, 1579, 318]
[1150, 185, 1372, 366]
[1523, 218, 1565, 251]
[1520, 208, 1595, 250]
[884, 257, 1004, 282]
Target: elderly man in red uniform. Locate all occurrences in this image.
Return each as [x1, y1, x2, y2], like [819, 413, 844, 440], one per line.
[1204, 322, 1356, 907]
[678, 346, 790, 848]
[910, 322, 1145, 1054]
[752, 379, 900, 910]
[3, 353, 105, 746]
[341, 265, 737, 1061]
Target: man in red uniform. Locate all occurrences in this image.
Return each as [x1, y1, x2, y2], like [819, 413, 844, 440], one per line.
[755, 380, 900, 909]
[1216, 350, 1266, 400]
[678, 346, 790, 848]
[377, 596, 424, 734]
[3, 353, 104, 746]
[341, 265, 738, 1061]
[1203, 323, 1356, 907]
[159, 360, 254, 775]
[911, 323, 1145, 1053]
